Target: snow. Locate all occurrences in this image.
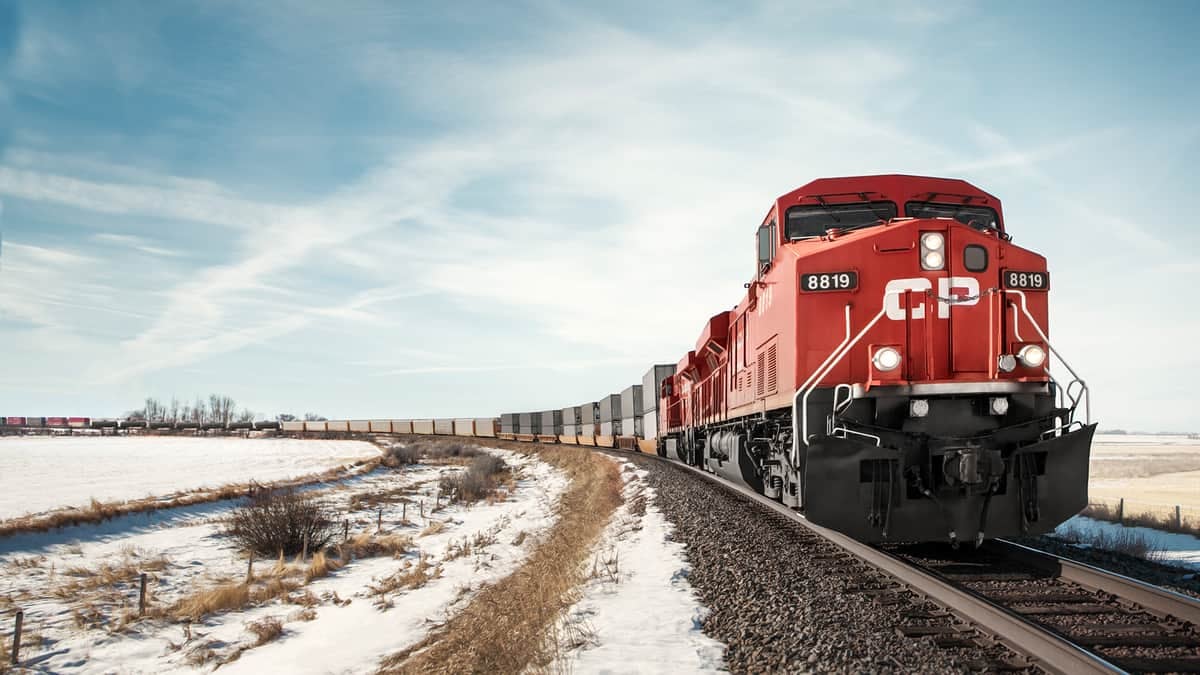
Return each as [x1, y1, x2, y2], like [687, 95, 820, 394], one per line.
[0, 447, 569, 673]
[0, 437, 381, 520]
[557, 460, 726, 674]
[1054, 516, 1200, 571]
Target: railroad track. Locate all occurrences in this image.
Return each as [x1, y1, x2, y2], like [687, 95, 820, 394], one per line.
[608, 448, 1200, 674]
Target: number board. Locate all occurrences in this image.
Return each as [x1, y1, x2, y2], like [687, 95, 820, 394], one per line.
[1002, 270, 1049, 290]
[801, 271, 858, 293]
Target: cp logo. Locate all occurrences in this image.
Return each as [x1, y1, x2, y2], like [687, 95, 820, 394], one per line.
[884, 277, 980, 320]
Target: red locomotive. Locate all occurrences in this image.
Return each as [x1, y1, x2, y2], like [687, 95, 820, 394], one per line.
[658, 174, 1094, 545]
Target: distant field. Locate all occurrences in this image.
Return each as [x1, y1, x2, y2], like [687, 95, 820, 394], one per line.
[0, 436, 381, 520]
[1088, 434, 1200, 526]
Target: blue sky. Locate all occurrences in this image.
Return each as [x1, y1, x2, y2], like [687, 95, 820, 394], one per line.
[0, 1, 1197, 430]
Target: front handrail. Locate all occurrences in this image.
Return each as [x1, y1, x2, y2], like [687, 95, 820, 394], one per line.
[1007, 290, 1090, 424]
[793, 291, 902, 466]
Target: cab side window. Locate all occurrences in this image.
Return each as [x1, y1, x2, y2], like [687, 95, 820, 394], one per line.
[756, 220, 777, 274]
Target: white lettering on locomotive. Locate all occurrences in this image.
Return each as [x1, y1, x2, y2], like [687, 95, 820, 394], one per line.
[884, 277, 980, 320]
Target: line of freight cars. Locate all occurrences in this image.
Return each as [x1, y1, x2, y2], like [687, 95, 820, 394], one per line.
[1, 417, 283, 432]
[495, 364, 675, 453]
[282, 365, 677, 452]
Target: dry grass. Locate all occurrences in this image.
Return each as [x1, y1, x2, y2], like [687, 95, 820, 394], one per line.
[246, 616, 285, 646]
[344, 533, 412, 559]
[305, 550, 344, 583]
[172, 582, 252, 622]
[51, 552, 169, 604]
[1057, 522, 1167, 561]
[438, 454, 510, 504]
[420, 520, 447, 537]
[443, 527, 502, 562]
[369, 555, 441, 609]
[1080, 500, 1200, 536]
[378, 441, 623, 674]
[0, 456, 386, 540]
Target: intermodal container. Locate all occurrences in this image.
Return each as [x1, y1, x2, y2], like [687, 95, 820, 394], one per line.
[454, 419, 474, 436]
[281, 420, 305, 432]
[620, 385, 643, 420]
[369, 420, 392, 433]
[501, 413, 517, 434]
[412, 419, 435, 435]
[540, 410, 563, 436]
[641, 364, 676, 413]
[642, 411, 658, 440]
[620, 416, 642, 438]
[474, 418, 497, 437]
[391, 420, 413, 434]
[598, 395, 621, 423]
[327, 420, 350, 432]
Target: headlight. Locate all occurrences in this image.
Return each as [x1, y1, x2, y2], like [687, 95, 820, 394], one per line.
[872, 346, 902, 372]
[1018, 344, 1047, 368]
[920, 231, 946, 270]
[989, 397, 1010, 415]
[909, 399, 929, 418]
[997, 354, 1017, 373]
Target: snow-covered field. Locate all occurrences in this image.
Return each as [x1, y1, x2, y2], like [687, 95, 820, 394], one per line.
[0, 444, 726, 673]
[1054, 515, 1200, 571]
[558, 460, 725, 673]
[0, 448, 568, 673]
[0, 437, 381, 520]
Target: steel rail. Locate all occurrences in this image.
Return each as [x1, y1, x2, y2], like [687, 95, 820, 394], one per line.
[993, 538, 1200, 626]
[605, 449, 1123, 675]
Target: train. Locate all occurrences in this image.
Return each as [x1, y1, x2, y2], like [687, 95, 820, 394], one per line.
[0, 417, 282, 432]
[1, 175, 1094, 545]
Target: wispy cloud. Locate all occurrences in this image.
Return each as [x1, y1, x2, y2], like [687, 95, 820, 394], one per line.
[91, 232, 183, 258]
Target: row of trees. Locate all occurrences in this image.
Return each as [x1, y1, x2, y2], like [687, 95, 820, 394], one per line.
[126, 395, 326, 424]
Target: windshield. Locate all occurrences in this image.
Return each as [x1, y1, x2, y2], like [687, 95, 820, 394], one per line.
[785, 201, 898, 239]
[905, 202, 1000, 232]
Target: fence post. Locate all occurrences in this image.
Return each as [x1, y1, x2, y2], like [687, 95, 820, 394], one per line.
[1177, 505, 1183, 531]
[377, 508, 382, 533]
[246, 553, 254, 583]
[11, 609, 23, 666]
[402, 502, 407, 522]
[343, 519, 349, 542]
[139, 573, 148, 616]
[1117, 498, 1124, 525]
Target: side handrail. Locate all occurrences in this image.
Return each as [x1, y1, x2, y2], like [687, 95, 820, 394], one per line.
[1007, 290, 1090, 424]
[793, 291, 902, 466]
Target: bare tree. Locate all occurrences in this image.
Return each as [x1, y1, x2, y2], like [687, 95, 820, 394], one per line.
[303, 412, 328, 421]
[169, 397, 180, 423]
[237, 408, 255, 423]
[277, 413, 297, 422]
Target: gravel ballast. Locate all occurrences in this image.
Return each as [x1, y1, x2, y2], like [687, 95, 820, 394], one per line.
[636, 456, 1032, 673]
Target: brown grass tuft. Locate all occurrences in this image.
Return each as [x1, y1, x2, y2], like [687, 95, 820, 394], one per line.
[305, 550, 344, 583]
[420, 520, 447, 537]
[345, 533, 412, 559]
[173, 583, 251, 622]
[369, 555, 441, 609]
[378, 441, 623, 674]
[246, 616, 284, 646]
